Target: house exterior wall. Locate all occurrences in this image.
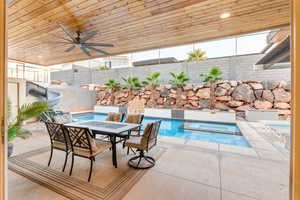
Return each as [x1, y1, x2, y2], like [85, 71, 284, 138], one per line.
[51, 54, 291, 85]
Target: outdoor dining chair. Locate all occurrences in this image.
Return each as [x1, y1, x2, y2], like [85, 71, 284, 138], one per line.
[124, 114, 144, 136]
[105, 112, 125, 122]
[122, 114, 144, 155]
[124, 120, 161, 169]
[44, 121, 71, 172]
[63, 125, 112, 182]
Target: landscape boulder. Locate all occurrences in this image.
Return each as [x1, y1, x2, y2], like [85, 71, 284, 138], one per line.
[274, 102, 291, 109]
[262, 80, 279, 90]
[216, 96, 231, 101]
[228, 100, 244, 107]
[219, 83, 231, 90]
[236, 105, 253, 112]
[198, 99, 210, 108]
[215, 87, 227, 96]
[273, 88, 291, 103]
[196, 88, 210, 99]
[254, 100, 273, 109]
[249, 83, 263, 90]
[262, 90, 274, 102]
[215, 103, 230, 110]
[232, 84, 255, 103]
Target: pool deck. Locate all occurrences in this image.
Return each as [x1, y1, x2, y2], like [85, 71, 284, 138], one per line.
[8, 121, 290, 200]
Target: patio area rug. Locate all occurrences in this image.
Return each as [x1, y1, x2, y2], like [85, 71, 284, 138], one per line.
[8, 145, 166, 200]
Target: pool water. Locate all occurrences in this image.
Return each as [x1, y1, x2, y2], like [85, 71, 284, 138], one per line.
[73, 113, 251, 147]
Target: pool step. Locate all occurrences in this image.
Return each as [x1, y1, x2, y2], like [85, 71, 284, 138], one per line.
[180, 122, 242, 135]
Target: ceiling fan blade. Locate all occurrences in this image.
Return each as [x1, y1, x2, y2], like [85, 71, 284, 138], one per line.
[65, 45, 76, 52]
[85, 46, 109, 55]
[80, 47, 91, 56]
[80, 31, 97, 43]
[46, 41, 73, 45]
[48, 33, 74, 43]
[84, 43, 114, 47]
[59, 24, 76, 42]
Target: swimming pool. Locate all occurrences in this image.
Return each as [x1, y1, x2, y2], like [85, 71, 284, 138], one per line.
[72, 113, 251, 147]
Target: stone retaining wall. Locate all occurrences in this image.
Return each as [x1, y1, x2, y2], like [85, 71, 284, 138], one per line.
[94, 80, 291, 119]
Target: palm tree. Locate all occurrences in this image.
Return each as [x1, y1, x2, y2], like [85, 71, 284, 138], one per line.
[169, 72, 190, 108]
[142, 72, 162, 104]
[105, 79, 120, 89]
[8, 102, 49, 142]
[104, 79, 121, 105]
[187, 49, 207, 62]
[169, 72, 189, 87]
[200, 67, 223, 110]
[142, 72, 162, 87]
[122, 77, 143, 101]
[122, 77, 142, 90]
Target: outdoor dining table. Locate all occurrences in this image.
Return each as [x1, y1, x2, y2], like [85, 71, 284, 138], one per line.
[65, 120, 141, 168]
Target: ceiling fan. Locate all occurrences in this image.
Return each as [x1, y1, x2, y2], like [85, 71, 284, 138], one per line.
[50, 24, 114, 57]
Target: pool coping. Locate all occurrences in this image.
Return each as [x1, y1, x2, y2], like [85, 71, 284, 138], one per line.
[74, 111, 238, 125]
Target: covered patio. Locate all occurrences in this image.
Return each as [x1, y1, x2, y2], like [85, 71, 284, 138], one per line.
[6, 0, 291, 200]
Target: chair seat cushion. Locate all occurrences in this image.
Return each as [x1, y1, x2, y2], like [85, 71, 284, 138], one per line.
[124, 136, 147, 150]
[73, 141, 112, 157]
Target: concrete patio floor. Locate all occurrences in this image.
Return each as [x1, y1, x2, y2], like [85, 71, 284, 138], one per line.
[8, 122, 289, 200]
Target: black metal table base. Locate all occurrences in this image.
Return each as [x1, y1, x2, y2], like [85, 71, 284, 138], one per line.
[128, 151, 155, 169]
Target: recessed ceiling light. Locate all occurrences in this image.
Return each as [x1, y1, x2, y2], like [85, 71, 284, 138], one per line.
[220, 13, 231, 19]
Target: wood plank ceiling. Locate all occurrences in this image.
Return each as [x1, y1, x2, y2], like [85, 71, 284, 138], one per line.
[7, 0, 290, 66]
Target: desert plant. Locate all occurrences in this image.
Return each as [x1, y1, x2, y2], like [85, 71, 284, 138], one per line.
[200, 67, 223, 110]
[187, 49, 207, 62]
[104, 79, 121, 89]
[104, 79, 121, 105]
[142, 72, 162, 87]
[122, 77, 142, 90]
[169, 72, 189, 87]
[8, 101, 50, 142]
[98, 66, 110, 71]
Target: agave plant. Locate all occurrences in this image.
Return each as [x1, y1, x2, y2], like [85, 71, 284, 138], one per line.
[200, 67, 223, 110]
[104, 79, 121, 89]
[187, 49, 207, 62]
[8, 101, 49, 142]
[169, 72, 189, 87]
[122, 77, 142, 90]
[142, 72, 162, 87]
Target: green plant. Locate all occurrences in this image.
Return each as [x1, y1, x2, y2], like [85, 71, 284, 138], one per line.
[104, 79, 121, 89]
[169, 72, 189, 87]
[7, 101, 49, 142]
[187, 49, 207, 62]
[122, 77, 142, 90]
[142, 72, 162, 87]
[98, 66, 110, 71]
[200, 67, 223, 110]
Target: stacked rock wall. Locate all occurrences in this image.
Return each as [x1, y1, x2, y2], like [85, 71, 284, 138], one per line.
[95, 80, 291, 119]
